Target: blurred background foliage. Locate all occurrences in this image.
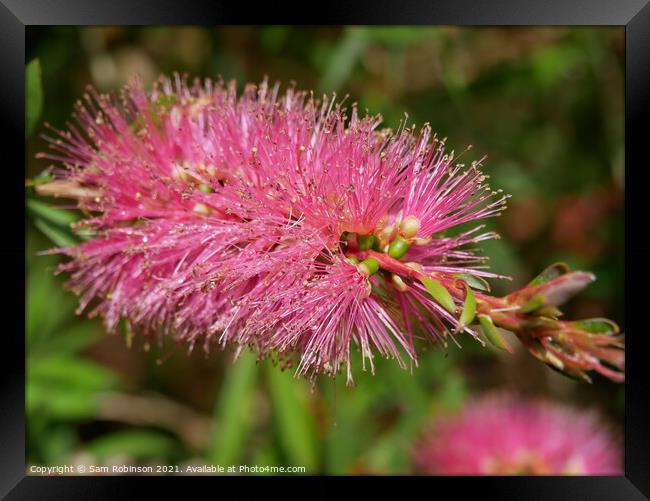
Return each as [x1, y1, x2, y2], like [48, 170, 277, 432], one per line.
[25, 26, 624, 474]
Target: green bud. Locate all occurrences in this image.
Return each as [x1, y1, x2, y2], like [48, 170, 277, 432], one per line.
[387, 236, 411, 259]
[198, 183, 214, 193]
[357, 234, 377, 250]
[358, 257, 379, 276]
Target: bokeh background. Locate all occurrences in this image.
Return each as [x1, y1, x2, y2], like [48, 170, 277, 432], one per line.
[25, 26, 624, 474]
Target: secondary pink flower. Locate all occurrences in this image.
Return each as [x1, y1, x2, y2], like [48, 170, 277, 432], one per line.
[414, 394, 622, 475]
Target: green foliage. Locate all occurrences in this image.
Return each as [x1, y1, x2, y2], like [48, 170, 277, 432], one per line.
[86, 430, 180, 462]
[478, 314, 513, 353]
[26, 230, 123, 462]
[27, 197, 81, 248]
[420, 277, 456, 314]
[265, 364, 319, 472]
[26, 59, 43, 136]
[208, 352, 259, 465]
[459, 284, 477, 327]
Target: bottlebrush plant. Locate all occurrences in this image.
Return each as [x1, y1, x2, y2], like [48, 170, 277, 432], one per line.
[414, 394, 622, 475]
[32, 75, 624, 384]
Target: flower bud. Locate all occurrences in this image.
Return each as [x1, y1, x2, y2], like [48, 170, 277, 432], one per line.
[358, 257, 379, 276]
[357, 234, 377, 250]
[388, 236, 411, 259]
[399, 215, 421, 238]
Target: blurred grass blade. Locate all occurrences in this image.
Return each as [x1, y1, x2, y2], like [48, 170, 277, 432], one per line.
[266, 364, 318, 472]
[319, 27, 368, 93]
[33, 218, 79, 248]
[208, 351, 259, 465]
[26, 59, 44, 137]
[27, 198, 78, 227]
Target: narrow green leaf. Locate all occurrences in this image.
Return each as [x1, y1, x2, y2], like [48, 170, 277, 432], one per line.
[208, 351, 259, 465]
[478, 314, 512, 353]
[34, 218, 79, 247]
[26, 59, 44, 136]
[319, 27, 369, 92]
[266, 363, 318, 472]
[571, 318, 620, 335]
[527, 262, 570, 287]
[459, 284, 477, 327]
[27, 198, 78, 227]
[520, 294, 545, 313]
[454, 273, 491, 292]
[26, 169, 54, 187]
[420, 277, 456, 314]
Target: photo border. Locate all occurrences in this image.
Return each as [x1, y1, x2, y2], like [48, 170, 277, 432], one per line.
[3, 0, 649, 497]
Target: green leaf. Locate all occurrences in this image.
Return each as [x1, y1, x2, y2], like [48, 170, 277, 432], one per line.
[459, 284, 476, 327]
[26, 252, 75, 344]
[527, 262, 570, 287]
[39, 425, 78, 465]
[208, 351, 259, 465]
[420, 277, 456, 314]
[266, 364, 318, 472]
[27, 198, 78, 227]
[319, 27, 369, 92]
[86, 430, 178, 461]
[31, 322, 102, 356]
[478, 314, 513, 353]
[570, 318, 620, 335]
[28, 355, 119, 392]
[454, 273, 491, 292]
[26, 59, 44, 136]
[27, 385, 98, 420]
[33, 219, 79, 247]
[26, 169, 55, 187]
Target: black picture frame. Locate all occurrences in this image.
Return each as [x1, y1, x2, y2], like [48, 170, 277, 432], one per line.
[4, 0, 649, 498]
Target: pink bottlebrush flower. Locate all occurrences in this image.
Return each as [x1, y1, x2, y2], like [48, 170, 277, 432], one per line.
[414, 394, 622, 475]
[34, 74, 623, 383]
